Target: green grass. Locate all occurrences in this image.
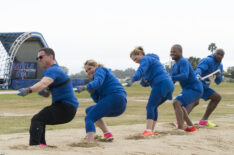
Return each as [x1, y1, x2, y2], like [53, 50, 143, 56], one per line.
[0, 82, 234, 134]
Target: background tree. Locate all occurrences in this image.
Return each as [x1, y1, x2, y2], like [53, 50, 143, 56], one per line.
[187, 57, 201, 70]
[70, 70, 89, 79]
[226, 66, 234, 79]
[112, 68, 135, 79]
[208, 43, 217, 54]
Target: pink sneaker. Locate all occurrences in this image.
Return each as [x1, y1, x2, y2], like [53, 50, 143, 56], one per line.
[173, 121, 178, 126]
[103, 132, 114, 141]
[173, 121, 186, 127]
[199, 120, 216, 127]
[40, 144, 46, 147]
[199, 120, 208, 125]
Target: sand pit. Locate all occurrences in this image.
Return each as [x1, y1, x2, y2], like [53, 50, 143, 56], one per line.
[0, 121, 234, 155]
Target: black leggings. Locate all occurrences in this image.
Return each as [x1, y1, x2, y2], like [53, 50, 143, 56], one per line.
[29, 101, 76, 145]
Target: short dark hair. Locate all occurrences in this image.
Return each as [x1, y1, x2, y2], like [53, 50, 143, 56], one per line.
[173, 44, 183, 53]
[38, 48, 55, 60]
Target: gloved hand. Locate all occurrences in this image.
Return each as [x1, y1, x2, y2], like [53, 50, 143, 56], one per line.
[125, 80, 133, 87]
[215, 71, 221, 77]
[196, 74, 202, 80]
[18, 88, 31, 96]
[140, 79, 149, 87]
[38, 88, 50, 97]
[75, 85, 86, 93]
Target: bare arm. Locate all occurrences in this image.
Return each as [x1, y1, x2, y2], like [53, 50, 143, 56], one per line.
[30, 77, 54, 93]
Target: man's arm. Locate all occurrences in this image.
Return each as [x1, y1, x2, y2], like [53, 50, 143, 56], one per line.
[172, 61, 189, 81]
[18, 77, 54, 97]
[215, 65, 223, 85]
[30, 77, 54, 92]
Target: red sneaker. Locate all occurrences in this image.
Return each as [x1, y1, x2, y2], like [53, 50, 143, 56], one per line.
[184, 125, 197, 132]
[141, 130, 154, 136]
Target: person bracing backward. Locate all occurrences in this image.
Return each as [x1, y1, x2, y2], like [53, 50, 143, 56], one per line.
[75, 60, 127, 143]
[126, 46, 174, 136]
[170, 44, 203, 132]
[185, 49, 225, 127]
[18, 48, 79, 146]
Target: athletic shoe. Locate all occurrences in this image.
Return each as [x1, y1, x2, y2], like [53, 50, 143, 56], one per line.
[173, 121, 178, 127]
[199, 120, 216, 127]
[40, 144, 46, 147]
[102, 132, 114, 141]
[141, 130, 154, 136]
[184, 125, 197, 132]
[173, 121, 186, 127]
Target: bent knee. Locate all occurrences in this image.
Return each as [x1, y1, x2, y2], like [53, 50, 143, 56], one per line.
[194, 100, 200, 106]
[211, 93, 222, 103]
[173, 100, 181, 108]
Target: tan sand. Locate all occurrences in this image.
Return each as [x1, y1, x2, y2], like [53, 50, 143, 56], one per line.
[0, 121, 234, 155]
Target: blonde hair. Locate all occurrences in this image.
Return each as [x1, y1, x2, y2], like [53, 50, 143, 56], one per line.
[84, 59, 104, 68]
[130, 46, 145, 57]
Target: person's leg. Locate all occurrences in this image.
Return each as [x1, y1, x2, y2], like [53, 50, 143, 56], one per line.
[40, 126, 46, 145]
[185, 100, 200, 114]
[201, 92, 221, 120]
[145, 86, 162, 132]
[95, 118, 108, 133]
[182, 107, 193, 126]
[29, 102, 76, 145]
[85, 95, 126, 142]
[173, 100, 184, 130]
[29, 119, 45, 145]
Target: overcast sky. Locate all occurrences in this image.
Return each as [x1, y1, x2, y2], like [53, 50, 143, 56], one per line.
[1, 0, 234, 74]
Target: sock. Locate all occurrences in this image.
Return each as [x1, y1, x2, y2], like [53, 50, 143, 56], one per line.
[146, 129, 152, 132]
[177, 129, 184, 132]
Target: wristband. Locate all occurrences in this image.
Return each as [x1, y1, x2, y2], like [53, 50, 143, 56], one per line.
[28, 87, 32, 93]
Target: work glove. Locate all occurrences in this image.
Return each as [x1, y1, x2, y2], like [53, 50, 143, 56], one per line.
[38, 88, 50, 97]
[75, 85, 86, 93]
[196, 74, 202, 80]
[215, 71, 221, 77]
[125, 80, 133, 87]
[18, 88, 31, 96]
[140, 79, 149, 87]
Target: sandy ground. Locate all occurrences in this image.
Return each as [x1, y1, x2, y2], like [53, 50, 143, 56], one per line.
[0, 121, 234, 155]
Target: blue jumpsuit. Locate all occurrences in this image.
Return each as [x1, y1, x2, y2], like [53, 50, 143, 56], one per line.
[132, 53, 174, 121]
[195, 54, 223, 101]
[171, 57, 203, 107]
[85, 67, 127, 133]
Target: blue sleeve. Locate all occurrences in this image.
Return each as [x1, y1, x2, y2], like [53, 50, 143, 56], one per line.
[196, 59, 209, 76]
[87, 68, 106, 91]
[44, 68, 57, 80]
[215, 64, 223, 85]
[90, 91, 99, 103]
[132, 58, 149, 82]
[172, 61, 189, 81]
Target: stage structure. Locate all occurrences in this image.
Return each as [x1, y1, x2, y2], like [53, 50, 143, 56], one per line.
[0, 32, 48, 89]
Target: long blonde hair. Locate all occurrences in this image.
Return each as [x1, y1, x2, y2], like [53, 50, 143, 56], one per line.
[84, 59, 104, 68]
[130, 46, 145, 57]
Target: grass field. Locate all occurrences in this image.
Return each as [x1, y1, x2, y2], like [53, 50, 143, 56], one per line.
[0, 82, 233, 134]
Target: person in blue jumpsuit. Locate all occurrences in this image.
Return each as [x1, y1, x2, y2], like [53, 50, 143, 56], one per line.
[170, 44, 203, 132]
[76, 60, 127, 143]
[185, 49, 225, 127]
[126, 46, 174, 136]
[18, 48, 79, 146]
